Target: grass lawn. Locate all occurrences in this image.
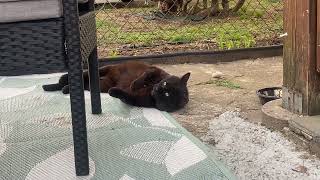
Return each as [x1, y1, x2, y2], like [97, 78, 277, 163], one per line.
[95, 0, 283, 57]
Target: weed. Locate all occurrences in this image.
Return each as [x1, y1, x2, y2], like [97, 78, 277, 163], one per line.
[196, 79, 241, 89]
[216, 26, 256, 50]
[108, 50, 119, 57]
[238, 8, 265, 19]
[214, 79, 241, 89]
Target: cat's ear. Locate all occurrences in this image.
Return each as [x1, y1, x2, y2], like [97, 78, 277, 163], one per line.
[180, 72, 191, 85]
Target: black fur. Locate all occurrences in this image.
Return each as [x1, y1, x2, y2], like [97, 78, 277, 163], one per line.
[42, 62, 190, 112]
[42, 74, 68, 92]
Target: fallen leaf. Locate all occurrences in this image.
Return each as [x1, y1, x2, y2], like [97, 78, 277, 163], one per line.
[292, 165, 309, 175]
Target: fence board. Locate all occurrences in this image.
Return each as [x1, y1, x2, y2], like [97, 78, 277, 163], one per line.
[283, 0, 320, 115]
[317, 0, 320, 72]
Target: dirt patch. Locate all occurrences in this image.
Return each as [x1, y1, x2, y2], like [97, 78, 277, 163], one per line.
[156, 56, 283, 138]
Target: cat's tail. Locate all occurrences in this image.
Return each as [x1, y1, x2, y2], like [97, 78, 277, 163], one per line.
[42, 84, 63, 91]
[42, 73, 69, 91]
[42, 66, 105, 92]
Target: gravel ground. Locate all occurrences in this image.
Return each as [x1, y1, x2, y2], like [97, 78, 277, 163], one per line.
[202, 111, 320, 180]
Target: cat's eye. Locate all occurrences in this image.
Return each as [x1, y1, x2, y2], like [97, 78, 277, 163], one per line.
[163, 82, 167, 86]
[165, 92, 169, 97]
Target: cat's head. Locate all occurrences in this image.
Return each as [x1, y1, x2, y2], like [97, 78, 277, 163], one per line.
[151, 72, 190, 112]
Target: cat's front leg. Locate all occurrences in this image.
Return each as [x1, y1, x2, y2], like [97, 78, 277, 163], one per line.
[108, 88, 127, 99]
[130, 67, 160, 91]
[108, 88, 133, 105]
[130, 79, 147, 92]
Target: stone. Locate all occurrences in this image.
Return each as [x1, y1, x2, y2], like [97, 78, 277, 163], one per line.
[211, 71, 223, 79]
[261, 99, 299, 130]
[289, 116, 320, 157]
[289, 116, 320, 141]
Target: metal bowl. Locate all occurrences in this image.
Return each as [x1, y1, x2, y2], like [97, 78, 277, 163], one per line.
[256, 87, 282, 105]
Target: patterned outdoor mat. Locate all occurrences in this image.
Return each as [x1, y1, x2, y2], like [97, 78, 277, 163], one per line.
[0, 74, 235, 180]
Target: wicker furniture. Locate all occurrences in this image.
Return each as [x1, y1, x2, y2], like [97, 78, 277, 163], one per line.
[0, 0, 101, 176]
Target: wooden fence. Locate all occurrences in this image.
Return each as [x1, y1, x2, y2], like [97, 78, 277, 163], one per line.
[283, 0, 320, 115]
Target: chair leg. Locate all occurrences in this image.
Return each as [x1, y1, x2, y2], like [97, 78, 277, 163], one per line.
[88, 47, 102, 114]
[68, 70, 90, 176]
[63, 0, 89, 176]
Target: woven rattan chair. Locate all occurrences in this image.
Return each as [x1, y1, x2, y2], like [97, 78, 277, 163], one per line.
[0, 0, 101, 176]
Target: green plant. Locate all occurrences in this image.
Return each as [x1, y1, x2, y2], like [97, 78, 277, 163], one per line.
[96, 19, 108, 29]
[169, 34, 195, 43]
[95, 1, 282, 54]
[214, 79, 241, 89]
[216, 26, 256, 50]
[108, 50, 119, 57]
[196, 79, 242, 89]
[238, 8, 265, 19]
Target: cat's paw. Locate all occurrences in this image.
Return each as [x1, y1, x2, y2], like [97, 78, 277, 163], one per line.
[62, 85, 70, 94]
[131, 79, 150, 92]
[108, 88, 125, 99]
[130, 81, 143, 91]
[42, 83, 62, 92]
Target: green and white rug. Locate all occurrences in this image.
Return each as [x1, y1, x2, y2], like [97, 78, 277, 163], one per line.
[0, 74, 235, 180]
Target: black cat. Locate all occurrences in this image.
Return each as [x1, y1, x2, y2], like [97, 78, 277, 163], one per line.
[43, 61, 190, 112]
